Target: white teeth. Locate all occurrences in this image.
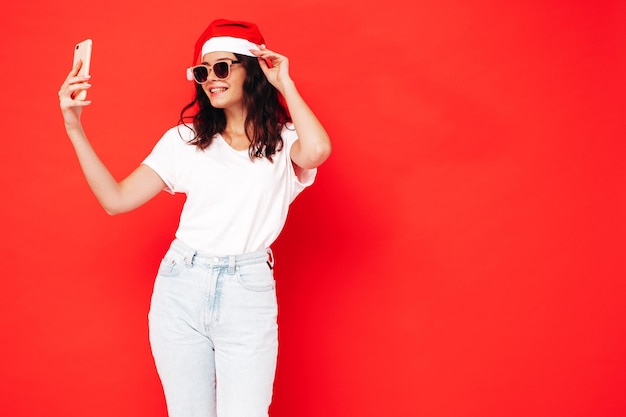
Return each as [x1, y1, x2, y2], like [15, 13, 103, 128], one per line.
[210, 87, 227, 93]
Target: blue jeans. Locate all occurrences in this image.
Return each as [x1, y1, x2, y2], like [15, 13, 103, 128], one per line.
[148, 239, 278, 417]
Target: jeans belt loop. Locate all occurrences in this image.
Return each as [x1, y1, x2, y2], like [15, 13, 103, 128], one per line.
[228, 255, 236, 275]
[184, 250, 195, 267]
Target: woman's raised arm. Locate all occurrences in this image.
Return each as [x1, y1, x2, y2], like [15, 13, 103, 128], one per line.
[59, 62, 165, 215]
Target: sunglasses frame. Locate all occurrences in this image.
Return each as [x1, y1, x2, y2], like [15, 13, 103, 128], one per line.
[187, 60, 241, 83]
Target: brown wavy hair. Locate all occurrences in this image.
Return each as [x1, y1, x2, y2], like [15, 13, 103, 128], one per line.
[178, 54, 291, 161]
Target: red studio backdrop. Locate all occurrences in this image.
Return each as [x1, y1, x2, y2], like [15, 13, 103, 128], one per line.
[1, 1, 624, 416]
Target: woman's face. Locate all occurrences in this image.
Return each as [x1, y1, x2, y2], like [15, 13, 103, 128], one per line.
[199, 52, 246, 110]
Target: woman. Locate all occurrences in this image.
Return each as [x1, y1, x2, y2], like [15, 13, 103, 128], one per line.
[58, 19, 331, 417]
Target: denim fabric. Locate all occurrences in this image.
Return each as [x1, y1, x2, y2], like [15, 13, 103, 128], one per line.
[148, 239, 278, 417]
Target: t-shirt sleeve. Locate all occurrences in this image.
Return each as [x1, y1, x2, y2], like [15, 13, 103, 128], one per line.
[141, 126, 187, 194]
[282, 124, 317, 202]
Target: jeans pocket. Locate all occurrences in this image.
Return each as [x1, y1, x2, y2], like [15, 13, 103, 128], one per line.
[237, 262, 275, 292]
[157, 254, 185, 277]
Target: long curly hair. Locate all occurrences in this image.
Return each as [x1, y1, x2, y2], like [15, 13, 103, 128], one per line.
[178, 54, 291, 162]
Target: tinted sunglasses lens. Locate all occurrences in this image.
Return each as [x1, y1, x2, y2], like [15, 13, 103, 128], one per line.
[214, 62, 230, 79]
[192, 66, 208, 83]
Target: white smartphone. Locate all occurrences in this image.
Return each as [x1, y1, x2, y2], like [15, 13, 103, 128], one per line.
[72, 39, 92, 100]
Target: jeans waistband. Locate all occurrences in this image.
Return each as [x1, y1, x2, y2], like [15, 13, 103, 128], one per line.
[168, 239, 274, 272]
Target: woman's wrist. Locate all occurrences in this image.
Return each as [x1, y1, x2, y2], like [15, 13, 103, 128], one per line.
[277, 78, 297, 98]
[65, 124, 87, 142]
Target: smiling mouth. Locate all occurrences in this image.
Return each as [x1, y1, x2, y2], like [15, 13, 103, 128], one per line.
[209, 87, 228, 93]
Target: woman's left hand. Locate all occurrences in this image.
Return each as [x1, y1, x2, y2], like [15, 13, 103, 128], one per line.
[251, 46, 293, 93]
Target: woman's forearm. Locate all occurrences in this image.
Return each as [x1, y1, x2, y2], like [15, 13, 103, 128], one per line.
[281, 80, 332, 169]
[66, 126, 129, 215]
[66, 126, 165, 215]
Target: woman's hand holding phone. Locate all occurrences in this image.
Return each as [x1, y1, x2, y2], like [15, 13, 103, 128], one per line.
[59, 39, 92, 129]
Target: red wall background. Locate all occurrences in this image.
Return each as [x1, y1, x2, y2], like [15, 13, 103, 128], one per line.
[1, 1, 625, 416]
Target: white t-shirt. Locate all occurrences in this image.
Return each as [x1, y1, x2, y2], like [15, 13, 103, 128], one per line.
[142, 123, 316, 254]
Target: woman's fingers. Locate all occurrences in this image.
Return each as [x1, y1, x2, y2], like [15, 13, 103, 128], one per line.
[59, 79, 91, 95]
[251, 47, 289, 71]
[60, 59, 90, 97]
[251, 46, 287, 62]
[59, 73, 92, 110]
[59, 83, 91, 104]
[59, 64, 91, 95]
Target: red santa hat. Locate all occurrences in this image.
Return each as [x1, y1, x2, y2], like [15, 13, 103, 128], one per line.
[192, 19, 265, 63]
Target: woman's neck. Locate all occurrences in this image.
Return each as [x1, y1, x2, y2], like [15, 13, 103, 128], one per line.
[221, 106, 251, 150]
[223, 106, 247, 134]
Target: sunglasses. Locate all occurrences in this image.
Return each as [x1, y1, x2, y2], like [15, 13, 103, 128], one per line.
[187, 60, 241, 83]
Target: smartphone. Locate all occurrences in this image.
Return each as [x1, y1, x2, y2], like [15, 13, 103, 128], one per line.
[72, 39, 92, 100]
